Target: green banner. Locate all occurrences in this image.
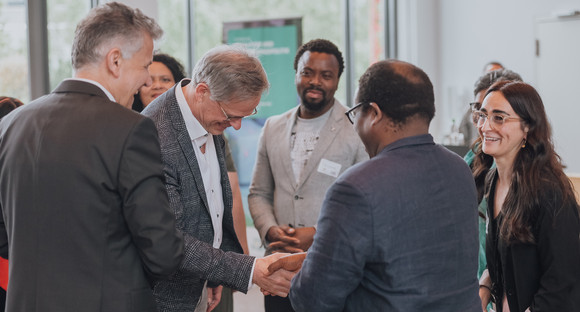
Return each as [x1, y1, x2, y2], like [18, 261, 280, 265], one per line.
[227, 25, 298, 118]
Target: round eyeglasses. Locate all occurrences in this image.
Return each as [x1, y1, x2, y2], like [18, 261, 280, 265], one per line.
[472, 111, 521, 128]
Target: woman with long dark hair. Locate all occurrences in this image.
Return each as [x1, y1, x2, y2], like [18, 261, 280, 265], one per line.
[474, 81, 580, 311]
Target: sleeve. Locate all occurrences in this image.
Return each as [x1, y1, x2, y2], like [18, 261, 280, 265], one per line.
[531, 199, 580, 310]
[163, 154, 255, 292]
[118, 117, 184, 279]
[289, 178, 372, 311]
[248, 119, 278, 243]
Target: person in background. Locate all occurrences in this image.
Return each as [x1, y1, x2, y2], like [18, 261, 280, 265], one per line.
[213, 136, 249, 312]
[132, 53, 186, 112]
[0, 96, 23, 312]
[459, 62, 507, 145]
[275, 59, 480, 311]
[248, 38, 367, 312]
[475, 81, 580, 311]
[483, 61, 504, 73]
[142, 45, 294, 312]
[462, 69, 523, 281]
[0, 3, 185, 311]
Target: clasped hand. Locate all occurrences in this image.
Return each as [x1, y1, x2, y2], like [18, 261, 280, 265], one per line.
[259, 252, 308, 296]
[266, 225, 315, 253]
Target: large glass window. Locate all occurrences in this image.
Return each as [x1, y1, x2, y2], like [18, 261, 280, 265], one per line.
[353, 0, 386, 92]
[0, 0, 29, 102]
[194, 0, 347, 103]
[47, 0, 91, 90]
[155, 0, 189, 70]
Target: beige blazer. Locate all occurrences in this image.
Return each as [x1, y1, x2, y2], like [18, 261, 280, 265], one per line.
[249, 100, 368, 244]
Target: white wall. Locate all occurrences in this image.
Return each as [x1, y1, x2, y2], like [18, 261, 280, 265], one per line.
[398, 0, 580, 142]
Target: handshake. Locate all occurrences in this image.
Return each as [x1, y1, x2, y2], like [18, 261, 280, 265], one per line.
[252, 252, 307, 297]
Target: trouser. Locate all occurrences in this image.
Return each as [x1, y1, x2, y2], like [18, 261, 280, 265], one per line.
[264, 295, 295, 312]
[194, 282, 209, 312]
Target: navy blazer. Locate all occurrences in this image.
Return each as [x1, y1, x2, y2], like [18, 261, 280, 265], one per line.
[290, 134, 481, 311]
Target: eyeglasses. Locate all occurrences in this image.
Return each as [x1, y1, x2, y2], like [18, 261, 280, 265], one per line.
[472, 111, 521, 128]
[469, 102, 481, 111]
[345, 102, 366, 124]
[215, 100, 258, 122]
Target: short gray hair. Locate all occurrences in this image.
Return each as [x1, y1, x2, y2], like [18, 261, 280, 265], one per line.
[71, 2, 163, 70]
[192, 45, 269, 102]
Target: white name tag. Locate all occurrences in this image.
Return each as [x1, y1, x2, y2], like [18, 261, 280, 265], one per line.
[317, 158, 342, 178]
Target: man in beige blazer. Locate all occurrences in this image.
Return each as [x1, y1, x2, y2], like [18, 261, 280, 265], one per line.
[248, 39, 368, 312]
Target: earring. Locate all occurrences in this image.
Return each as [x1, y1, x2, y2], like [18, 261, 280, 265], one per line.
[521, 138, 526, 148]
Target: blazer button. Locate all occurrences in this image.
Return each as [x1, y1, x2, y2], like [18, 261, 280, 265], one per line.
[294, 195, 299, 200]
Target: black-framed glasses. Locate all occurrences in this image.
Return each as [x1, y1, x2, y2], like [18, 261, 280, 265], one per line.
[345, 102, 366, 124]
[472, 111, 521, 128]
[215, 100, 258, 122]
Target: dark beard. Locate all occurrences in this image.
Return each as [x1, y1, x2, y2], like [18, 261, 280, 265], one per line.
[300, 88, 329, 112]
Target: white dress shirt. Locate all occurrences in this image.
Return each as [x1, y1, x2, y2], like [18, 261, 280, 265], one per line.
[175, 79, 224, 249]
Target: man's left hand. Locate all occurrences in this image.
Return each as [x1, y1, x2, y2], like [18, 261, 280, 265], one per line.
[207, 285, 223, 312]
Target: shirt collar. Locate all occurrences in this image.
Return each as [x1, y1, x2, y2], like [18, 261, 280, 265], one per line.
[380, 134, 435, 155]
[175, 78, 209, 141]
[66, 78, 116, 102]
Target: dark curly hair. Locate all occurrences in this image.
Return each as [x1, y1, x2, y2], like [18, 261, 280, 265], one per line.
[132, 53, 186, 112]
[356, 60, 435, 126]
[293, 39, 344, 78]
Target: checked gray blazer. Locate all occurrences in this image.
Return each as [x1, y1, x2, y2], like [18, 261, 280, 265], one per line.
[142, 81, 255, 311]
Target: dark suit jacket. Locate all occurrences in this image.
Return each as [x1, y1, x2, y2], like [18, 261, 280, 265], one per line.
[486, 170, 580, 312]
[0, 80, 184, 312]
[290, 134, 481, 311]
[142, 82, 255, 311]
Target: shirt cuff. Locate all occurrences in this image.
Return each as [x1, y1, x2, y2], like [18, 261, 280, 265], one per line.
[247, 257, 257, 290]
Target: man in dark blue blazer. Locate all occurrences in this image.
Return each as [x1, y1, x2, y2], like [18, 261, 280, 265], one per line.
[275, 60, 481, 311]
[0, 3, 184, 312]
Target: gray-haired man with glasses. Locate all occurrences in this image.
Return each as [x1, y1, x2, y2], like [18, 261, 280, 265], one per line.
[142, 45, 295, 312]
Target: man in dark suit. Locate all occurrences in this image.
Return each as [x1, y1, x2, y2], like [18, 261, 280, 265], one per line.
[142, 45, 294, 312]
[0, 3, 184, 311]
[273, 60, 481, 311]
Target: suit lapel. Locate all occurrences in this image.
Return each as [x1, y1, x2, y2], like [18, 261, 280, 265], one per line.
[296, 101, 341, 187]
[166, 88, 210, 212]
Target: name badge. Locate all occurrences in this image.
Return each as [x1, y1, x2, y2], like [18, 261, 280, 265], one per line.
[317, 158, 342, 178]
